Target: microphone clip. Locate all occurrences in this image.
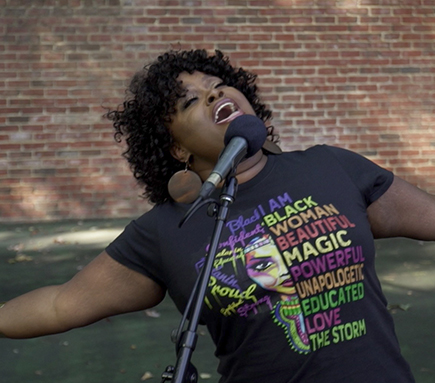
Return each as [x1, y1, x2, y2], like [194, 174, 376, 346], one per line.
[179, 169, 238, 228]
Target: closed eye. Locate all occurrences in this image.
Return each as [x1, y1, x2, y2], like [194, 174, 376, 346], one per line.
[183, 96, 197, 110]
[182, 81, 224, 109]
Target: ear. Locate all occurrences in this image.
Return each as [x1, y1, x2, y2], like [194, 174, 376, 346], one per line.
[170, 142, 190, 163]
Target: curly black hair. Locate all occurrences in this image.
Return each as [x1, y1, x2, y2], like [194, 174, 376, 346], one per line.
[106, 49, 278, 205]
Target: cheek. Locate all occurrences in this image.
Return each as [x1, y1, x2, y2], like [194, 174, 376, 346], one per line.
[247, 271, 278, 289]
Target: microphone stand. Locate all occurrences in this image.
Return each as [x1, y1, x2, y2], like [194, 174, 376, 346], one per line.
[161, 173, 239, 383]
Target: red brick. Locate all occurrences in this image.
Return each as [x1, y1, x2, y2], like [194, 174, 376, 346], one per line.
[1, 0, 435, 220]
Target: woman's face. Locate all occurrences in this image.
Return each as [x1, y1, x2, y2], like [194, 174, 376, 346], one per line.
[245, 238, 295, 295]
[167, 71, 257, 180]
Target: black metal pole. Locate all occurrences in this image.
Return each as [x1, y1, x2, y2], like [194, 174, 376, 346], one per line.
[171, 176, 238, 383]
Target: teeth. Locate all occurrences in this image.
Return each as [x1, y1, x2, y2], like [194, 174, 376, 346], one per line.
[215, 102, 236, 122]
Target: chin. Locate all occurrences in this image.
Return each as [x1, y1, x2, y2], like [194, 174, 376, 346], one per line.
[277, 288, 294, 295]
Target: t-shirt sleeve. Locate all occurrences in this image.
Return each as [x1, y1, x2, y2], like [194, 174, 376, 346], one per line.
[105, 210, 167, 289]
[323, 145, 394, 205]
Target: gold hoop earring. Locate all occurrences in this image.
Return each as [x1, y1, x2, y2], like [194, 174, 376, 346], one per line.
[168, 157, 202, 204]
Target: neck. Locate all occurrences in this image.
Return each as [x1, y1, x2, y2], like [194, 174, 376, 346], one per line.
[235, 150, 268, 184]
[193, 150, 268, 185]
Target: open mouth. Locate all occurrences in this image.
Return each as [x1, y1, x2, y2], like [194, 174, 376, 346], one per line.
[214, 99, 244, 124]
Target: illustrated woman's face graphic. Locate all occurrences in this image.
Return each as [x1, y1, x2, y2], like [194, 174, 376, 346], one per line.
[244, 235, 295, 295]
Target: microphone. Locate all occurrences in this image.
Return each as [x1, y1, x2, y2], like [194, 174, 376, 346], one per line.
[198, 114, 267, 200]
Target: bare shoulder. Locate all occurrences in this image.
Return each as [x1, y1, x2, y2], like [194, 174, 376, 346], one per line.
[367, 176, 435, 240]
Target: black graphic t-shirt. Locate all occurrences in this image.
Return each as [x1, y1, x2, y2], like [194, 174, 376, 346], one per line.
[106, 145, 415, 383]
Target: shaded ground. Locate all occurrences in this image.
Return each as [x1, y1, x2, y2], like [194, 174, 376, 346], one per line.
[0, 219, 434, 382]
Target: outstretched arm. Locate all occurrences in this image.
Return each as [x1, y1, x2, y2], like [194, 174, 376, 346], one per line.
[368, 176, 435, 240]
[0, 251, 165, 339]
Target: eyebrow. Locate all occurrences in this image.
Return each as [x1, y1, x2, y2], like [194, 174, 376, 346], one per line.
[248, 255, 273, 261]
[176, 85, 191, 109]
[179, 83, 191, 96]
[177, 74, 219, 104]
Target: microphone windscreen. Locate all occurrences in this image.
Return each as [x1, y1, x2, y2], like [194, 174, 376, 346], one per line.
[224, 115, 267, 157]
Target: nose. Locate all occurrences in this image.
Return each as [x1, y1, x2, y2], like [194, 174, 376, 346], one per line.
[206, 89, 224, 105]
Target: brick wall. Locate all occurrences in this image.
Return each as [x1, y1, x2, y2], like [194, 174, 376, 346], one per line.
[1, 0, 434, 222]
